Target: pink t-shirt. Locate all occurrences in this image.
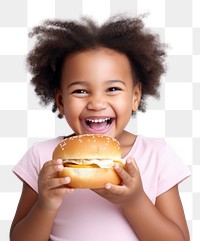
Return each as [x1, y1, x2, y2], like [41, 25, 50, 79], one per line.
[13, 135, 190, 241]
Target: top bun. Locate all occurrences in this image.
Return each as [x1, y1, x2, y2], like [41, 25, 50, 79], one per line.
[53, 134, 121, 160]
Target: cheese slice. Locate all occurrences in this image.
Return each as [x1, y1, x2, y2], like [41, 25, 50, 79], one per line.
[63, 159, 123, 168]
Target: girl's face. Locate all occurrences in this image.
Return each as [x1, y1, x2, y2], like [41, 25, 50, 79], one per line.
[56, 47, 141, 140]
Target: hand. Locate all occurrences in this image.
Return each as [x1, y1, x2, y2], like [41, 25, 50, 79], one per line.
[38, 159, 74, 211]
[92, 157, 144, 209]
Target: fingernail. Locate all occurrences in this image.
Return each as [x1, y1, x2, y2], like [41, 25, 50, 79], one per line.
[127, 158, 132, 164]
[65, 177, 71, 183]
[114, 164, 120, 169]
[58, 165, 63, 170]
[105, 183, 111, 189]
[57, 159, 63, 164]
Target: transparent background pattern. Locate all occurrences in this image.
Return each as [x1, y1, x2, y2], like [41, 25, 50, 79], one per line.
[0, 0, 199, 240]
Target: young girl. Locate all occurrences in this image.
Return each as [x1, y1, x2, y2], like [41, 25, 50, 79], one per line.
[10, 15, 190, 241]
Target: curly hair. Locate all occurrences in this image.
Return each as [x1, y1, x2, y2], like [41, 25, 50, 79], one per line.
[27, 14, 167, 118]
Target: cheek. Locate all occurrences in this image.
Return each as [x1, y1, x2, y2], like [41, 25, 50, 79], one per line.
[63, 97, 85, 118]
[114, 96, 133, 113]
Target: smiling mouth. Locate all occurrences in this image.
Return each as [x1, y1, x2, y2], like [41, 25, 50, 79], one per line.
[86, 117, 112, 125]
[84, 117, 114, 133]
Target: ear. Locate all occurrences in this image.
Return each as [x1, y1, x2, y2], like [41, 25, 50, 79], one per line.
[132, 83, 142, 112]
[55, 89, 64, 116]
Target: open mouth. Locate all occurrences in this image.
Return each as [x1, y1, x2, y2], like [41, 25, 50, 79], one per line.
[83, 117, 114, 134]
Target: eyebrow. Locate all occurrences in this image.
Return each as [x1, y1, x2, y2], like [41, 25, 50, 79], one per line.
[67, 80, 126, 88]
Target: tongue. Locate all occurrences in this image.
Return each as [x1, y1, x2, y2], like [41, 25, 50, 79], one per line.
[88, 121, 108, 131]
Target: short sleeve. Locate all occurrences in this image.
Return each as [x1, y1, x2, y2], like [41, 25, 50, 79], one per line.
[157, 142, 191, 197]
[12, 144, 40, 193]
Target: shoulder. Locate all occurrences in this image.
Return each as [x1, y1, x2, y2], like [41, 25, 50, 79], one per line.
[32, 136, 64, 152]
[137, 135, 167, 147]
[13, 136, 65, 192]
[132, 135, 167, 157]
[16, 136, 64, 169]
[133, 136, 190, 201]
[133, 135, 187, 166]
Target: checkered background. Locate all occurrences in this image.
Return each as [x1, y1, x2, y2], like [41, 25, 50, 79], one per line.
[0, 0, 199, 240]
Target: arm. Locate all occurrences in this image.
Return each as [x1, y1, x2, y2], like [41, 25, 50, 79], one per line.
[10, 159, 73, 241]
[122, 185, 189, 241]
[93, 157, 189, 241]
[10, 182, 57, 241]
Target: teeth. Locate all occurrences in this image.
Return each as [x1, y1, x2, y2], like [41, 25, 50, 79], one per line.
[86, 118, 110, 123]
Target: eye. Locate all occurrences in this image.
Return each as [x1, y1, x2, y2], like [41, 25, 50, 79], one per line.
[107, 87, 122, 92]
[72, 89, 89, 94]
[70, 89, 89, 97]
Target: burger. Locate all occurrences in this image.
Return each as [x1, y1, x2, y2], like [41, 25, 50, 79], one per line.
[52, 134, 124, 188]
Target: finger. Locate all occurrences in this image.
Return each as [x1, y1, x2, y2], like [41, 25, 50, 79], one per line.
[104, 182, 126, 195]
[43, 159, 63, 170]
[40, 159, 64, 180]
[125, 157, 138, 177]
[41, 176, 71, 190]
[113, 163, 132, 186]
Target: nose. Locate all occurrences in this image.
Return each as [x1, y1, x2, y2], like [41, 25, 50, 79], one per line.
[86, 96, 108, 111]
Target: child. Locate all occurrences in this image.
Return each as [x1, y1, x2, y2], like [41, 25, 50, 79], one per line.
[10, 15, 190, 241]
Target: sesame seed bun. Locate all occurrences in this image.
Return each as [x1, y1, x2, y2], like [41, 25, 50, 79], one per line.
[52, 134, 123, 188]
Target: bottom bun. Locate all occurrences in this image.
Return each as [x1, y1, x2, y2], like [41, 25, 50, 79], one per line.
[59, 167, 121, 188]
